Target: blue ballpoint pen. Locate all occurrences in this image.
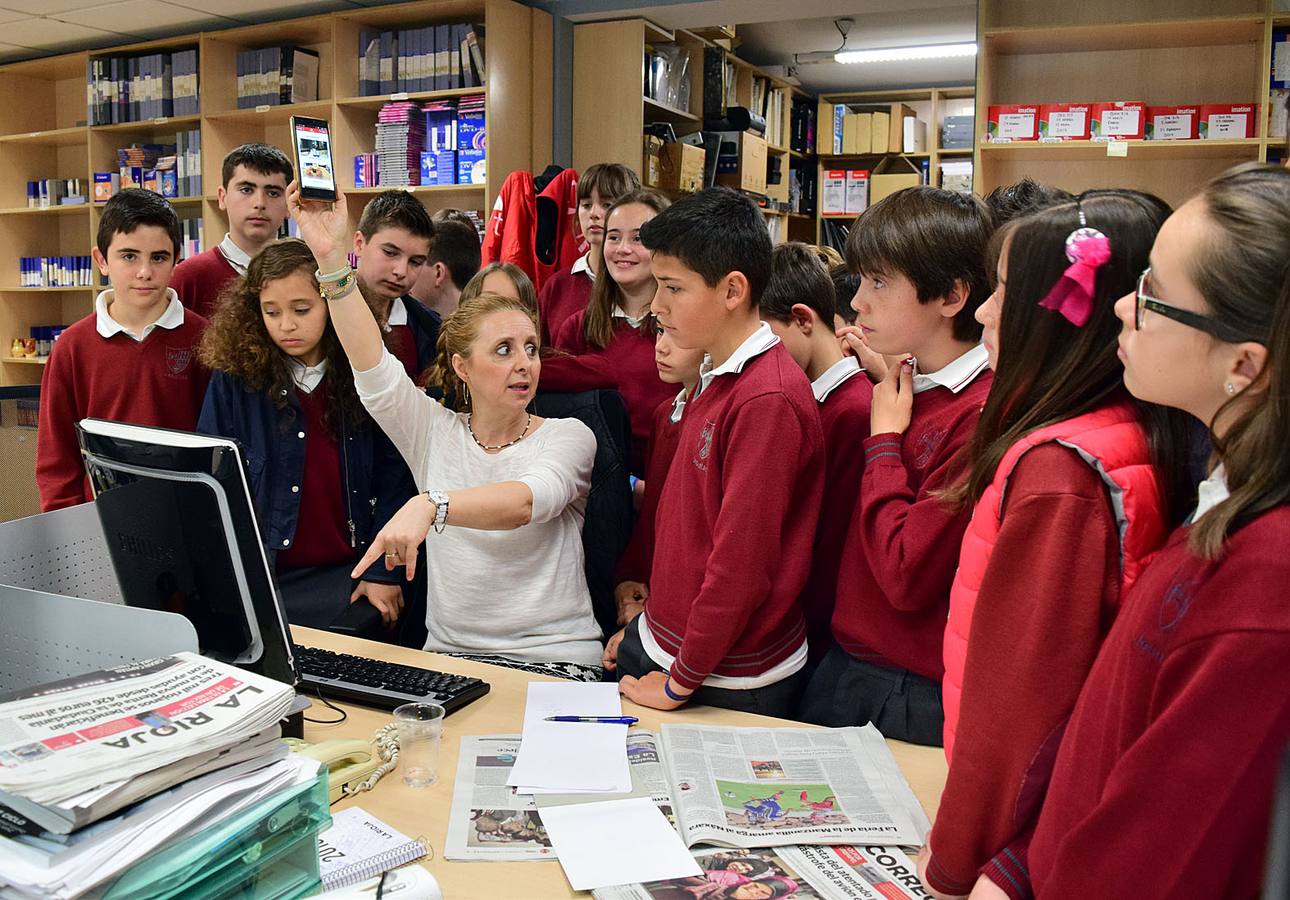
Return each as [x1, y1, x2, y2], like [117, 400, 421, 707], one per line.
[543, 715, 639, 725]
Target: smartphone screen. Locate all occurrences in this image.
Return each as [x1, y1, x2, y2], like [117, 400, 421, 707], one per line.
[290, 116, 337, 201]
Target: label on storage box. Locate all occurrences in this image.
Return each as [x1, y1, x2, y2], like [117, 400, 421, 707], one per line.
[1199, 104, 1255, 139]
[1146, 107, 1197, 141]
[1039, 104, 1090, 140]
[1091, 102, 1145, 141]
[988, 105, 1038, 142]
[822, 170, 847, 216]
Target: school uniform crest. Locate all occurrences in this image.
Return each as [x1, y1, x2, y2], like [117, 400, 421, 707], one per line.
[692, 418, 716, 471]
[164, 345, 193, 376]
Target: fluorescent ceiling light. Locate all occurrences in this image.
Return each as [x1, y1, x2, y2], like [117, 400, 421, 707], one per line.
[835, 42, 978, 64]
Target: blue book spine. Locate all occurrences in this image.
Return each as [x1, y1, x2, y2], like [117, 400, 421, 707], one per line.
[379, 31, 394, 95]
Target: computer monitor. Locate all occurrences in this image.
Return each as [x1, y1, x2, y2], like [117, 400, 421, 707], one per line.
[75, 418, 297, 687]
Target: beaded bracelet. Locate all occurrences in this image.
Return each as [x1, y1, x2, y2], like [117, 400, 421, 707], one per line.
[316, 263, 353, 284]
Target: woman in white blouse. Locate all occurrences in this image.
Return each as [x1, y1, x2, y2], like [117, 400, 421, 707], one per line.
[288, 183, 604, 677]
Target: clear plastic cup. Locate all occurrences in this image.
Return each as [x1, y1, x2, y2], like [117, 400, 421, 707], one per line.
[394, 702, 445, 788]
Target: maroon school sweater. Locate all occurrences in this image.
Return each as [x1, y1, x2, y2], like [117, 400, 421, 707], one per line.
[276, 385, 354, 571]
[1010, 507, 1290, 900]
[541, 313, 675, 477]
[830, 370, 992, 679]
[644, 342, 824, 692]
[537, 265, 593, 346]
[36, 309, 210, 511]
[801, 371, 873, 657]
[171, 247, 238, 322]
[614, 394, 685, 585]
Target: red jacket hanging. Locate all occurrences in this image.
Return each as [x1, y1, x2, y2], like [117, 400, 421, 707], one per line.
[481, 170, 539, 285]
[535, 168, 586, 291]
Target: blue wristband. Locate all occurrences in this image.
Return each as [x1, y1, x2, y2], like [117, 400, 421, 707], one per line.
[663, 675, 691, 703]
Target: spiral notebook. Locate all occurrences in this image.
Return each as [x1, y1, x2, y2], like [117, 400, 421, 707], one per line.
[317, 807, 429, 890]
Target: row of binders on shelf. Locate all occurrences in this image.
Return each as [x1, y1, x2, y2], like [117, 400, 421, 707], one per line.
[25, 180, 87, 209]
[87, 49, 200, 125]
[358, 23, 485, 96]
[235, 45, 320, 109]
[19, 256, 94, 288]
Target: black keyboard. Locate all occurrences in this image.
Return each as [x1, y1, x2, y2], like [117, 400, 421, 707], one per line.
[296, 646, 490, 713]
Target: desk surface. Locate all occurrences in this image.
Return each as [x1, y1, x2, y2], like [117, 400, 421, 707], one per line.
[295, 627, 948, 899]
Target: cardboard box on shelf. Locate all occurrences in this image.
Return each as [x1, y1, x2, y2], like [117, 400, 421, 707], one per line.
[986, 105, 1039, 142]
[870, 156, 921, 205]
[714, 131, 767, 194]
[1090, 102, 1145, 141]
[1038, 103, 1091, 141]
[902, 117, 928, 153]
[1145, 106, 1199, 140]
[643, 135, 663, 187]
[842, 112, 872, 154]
[844, 169, 870, 215]
[821, 169, 847, 215]
[1198, 103, 1256, 139]
[659, 142, 706, 192]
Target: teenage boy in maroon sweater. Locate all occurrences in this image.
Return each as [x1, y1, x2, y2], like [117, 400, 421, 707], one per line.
[759, 242, 873, 664]
[351, 191, 438, 379]
[37, 189, 210, 510]
[536, 163, 640, 345]
[171, 143, 292, 320]
[798, 187, 993, 745]
[409, 217, 481, 318]
[603, 187, 825, 716]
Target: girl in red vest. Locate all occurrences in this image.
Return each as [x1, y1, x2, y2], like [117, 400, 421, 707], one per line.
[994, 163, 1290, 900]
[917, 194, 1195, 899]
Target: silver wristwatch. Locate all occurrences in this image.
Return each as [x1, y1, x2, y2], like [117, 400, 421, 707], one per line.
[426, 490, 450, 533]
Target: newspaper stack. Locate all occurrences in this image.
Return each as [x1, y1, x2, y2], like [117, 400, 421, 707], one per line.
[0, 652, 295, 835]
[375, 101, 426, 186]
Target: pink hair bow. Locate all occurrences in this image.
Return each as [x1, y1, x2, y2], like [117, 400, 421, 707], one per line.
[1038, 226, 1111, 327]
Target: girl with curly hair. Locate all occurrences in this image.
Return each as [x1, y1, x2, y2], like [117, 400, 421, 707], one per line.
[197, 238, 416, 629]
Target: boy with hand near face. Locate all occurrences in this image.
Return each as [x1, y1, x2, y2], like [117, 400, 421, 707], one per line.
[37, 189, 210, 510]
[798, 186, 994, 745]
[171, 143, 293, 319]
[603, 188, 824, 717]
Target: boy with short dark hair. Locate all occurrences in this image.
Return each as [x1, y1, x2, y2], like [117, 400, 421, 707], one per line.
[759, 242, 872, 662]
[537, 163, 640, 344]
[603, 187, 824, 716]
[37, 189, 210, 510]
[351, 190, 438, 378]
[409, 218, 481, 317]
[798, 186, 994, 745]
[172, 143, 293, 319]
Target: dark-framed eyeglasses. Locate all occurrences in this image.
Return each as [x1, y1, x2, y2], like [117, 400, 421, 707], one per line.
[1135, 268, 1260, 344]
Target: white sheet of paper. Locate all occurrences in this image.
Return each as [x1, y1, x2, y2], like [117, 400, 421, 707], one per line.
[540, 797, 701, 890]
[505, 682, 631, 793]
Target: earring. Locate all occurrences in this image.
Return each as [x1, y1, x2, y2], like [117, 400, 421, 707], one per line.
[1225, 382, 1236, 395]
[461, 381, 471, 406]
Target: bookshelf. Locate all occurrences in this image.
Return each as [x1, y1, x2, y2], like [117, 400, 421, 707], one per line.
[571, 19, 814, 244]
[0, 0, 552, 386]
[814, 87, 975, 244]
[974, 0, 1281, 206]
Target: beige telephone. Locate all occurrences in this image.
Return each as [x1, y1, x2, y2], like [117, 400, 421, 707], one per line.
[285, 736, 388, 803]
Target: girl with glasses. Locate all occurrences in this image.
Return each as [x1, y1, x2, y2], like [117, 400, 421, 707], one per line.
[921, 193, 1195, 899]
[977, 163, 1290, 899]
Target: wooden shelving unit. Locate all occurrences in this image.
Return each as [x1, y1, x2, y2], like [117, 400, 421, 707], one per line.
[0, 0, 553, 386]
[974, 0, 1281, 206]
[571, 19, 814, 244]
[813, 86, 975, 244]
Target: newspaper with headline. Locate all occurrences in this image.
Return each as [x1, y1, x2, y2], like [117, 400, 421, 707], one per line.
[660, 724, 930, 849]
[0, 653, 294, 832]
[594, 845, 932, 900]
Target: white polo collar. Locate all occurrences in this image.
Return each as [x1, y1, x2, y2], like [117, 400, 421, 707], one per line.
[613, 305, 649, 328]
[217, 233, 253, 275]
[1192, 464, 1229, 523]
[385, 295, 409, 330]
[95, 288, 185, 342]
[911, 343, 990, 395]
[698, 322, 780, 394]
[571, 252, 594, 280]
[811, 355, 864, 403]
[289, 356, 329, 394]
